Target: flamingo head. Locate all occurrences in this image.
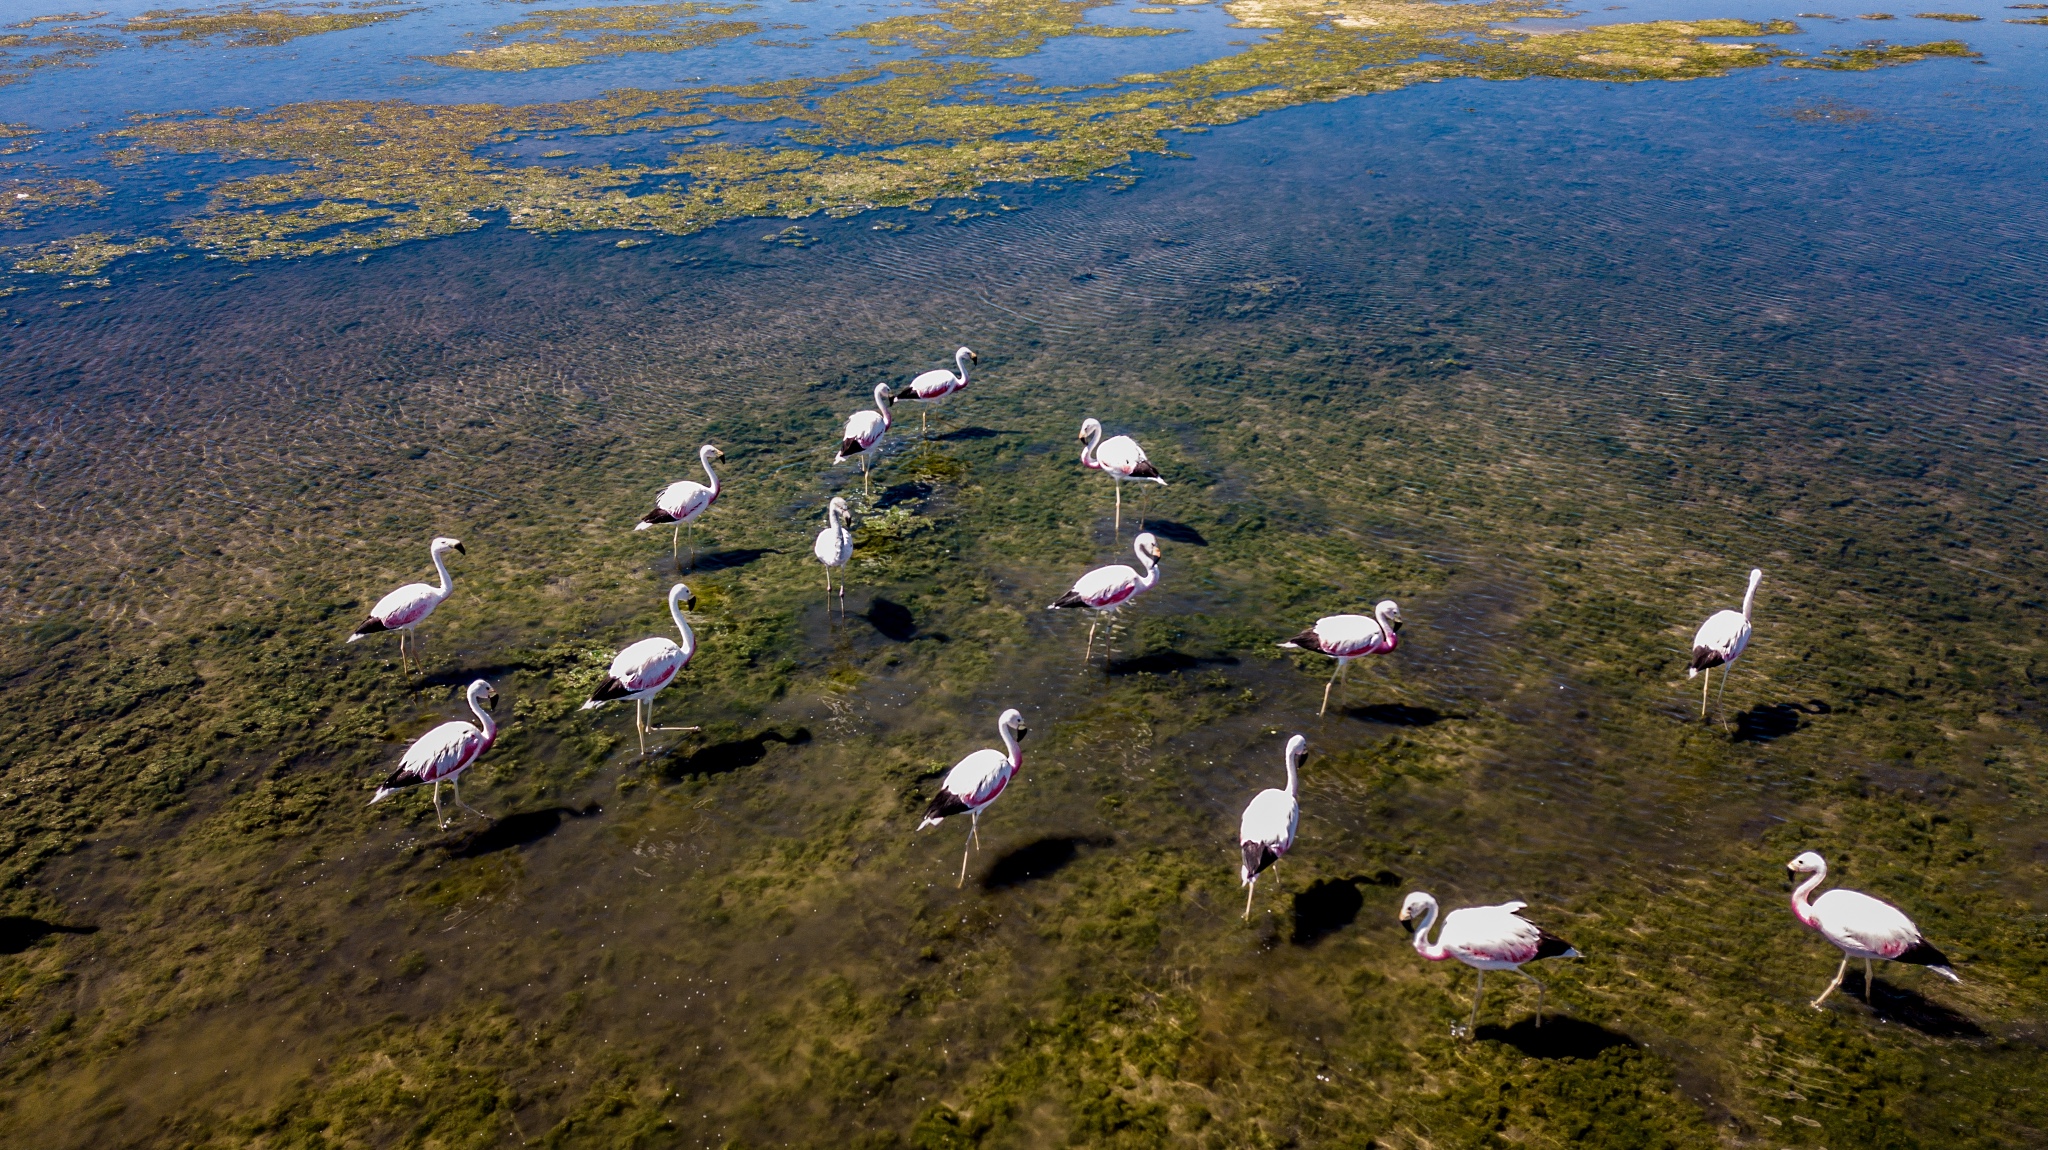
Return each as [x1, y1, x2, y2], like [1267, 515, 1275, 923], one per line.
[828, 496, 850, 519]
[1284, 733, 1308, 766]
[469, 679, 499, 712]
[999, 707, 1029, 741]
[1077, 417, 1102, 443]
[1786, 850, 1826, 878]
[432, 536, 465, 557]
[1134, 532, 1161, 565]
[873, 382, 896, 407]
[1377, 599, 1403, 633]
[1398, 891, 1438, 931]
[957, 346, 977, 366]
[701, 444, 725, 464]
[670, 582, 697, 612]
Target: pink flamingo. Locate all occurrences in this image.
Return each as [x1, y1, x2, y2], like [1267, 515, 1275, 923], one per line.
[1047, 532, 1162, 664]
[1399, 891, 1580, 1035]
[898, 346, 977, 440]
[346, 536, 464, 675]
[636, 444, 724, 571]
[581, 583, 700, 757]
[1688, 567, 1761, 720]
[1279, 600, 1402, 716]
[1239, 734, 1305, 918]
[1078, 418, 1166, 536]
[1787, 851, 1959, 1009]
[371, 679, 498, 827]
[835, 384, 896, 496]
[918, 708, 1029, 887]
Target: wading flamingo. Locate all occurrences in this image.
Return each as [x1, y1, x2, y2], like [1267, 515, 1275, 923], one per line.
[371, 678, 498, 827]
[1688, 567, 1762, 720]
[581, 583, 701, 757]
[1239, 734, 1306, 919]
[636, 444, 724, 571]
[346, 536, 464, 675]
[1279, 601, 1403, 716]
[1047, 532, 1162, 665]
[813, 496, 853, 613]
[835, 383, 895, 496]
[918, 708, 1029, 887]
[1787, 851, 1959, 1010]
[899, 346, 977, 440]
[1400, 892, 1580, 1036]
[1078, 418, 1166, 536]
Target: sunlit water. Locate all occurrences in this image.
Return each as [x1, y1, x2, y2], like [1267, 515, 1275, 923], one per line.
[4, 1, 2047, 1145]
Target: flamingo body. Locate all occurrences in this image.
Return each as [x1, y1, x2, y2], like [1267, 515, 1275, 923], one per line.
[1279, 601, 1402, 715]
[1687, 567, 1762, 719]
[1238, 735, 1306, 917]
[901, 346, 977, 404]
[372, 679, 499, 826]
[918, 708, 1029, 886]
[347, 536, 464, 674]
[1401, 891, 1579, 1033]
[582, 584, 699, 755]
[636, 444, 724, 529]
[814, 497, 853, 608]
[1787, 851, 1957, 1009]
[1048, 533, 1162, 664]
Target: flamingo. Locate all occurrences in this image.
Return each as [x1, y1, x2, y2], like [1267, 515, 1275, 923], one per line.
[835, 383, 896, 496]
[371, 678, 498, 827]
[1688, 567, 1762, 720]
[813, 496, 853, 613]
[918, 708, 1029, 887]
[1046, 532, 1162, 665]
[1077, 418, 1166, 536]
[346, 536, 464, 674]
[1239, 734, 1306, 919]
[898, 346, 977, 440]
[581, 583, 701, 757]
[1787, 851, 1959, 1010]
[1279, 601, 1403, 717]
[636, 444, 724, 572]
[1399, 892, 1580, 1036]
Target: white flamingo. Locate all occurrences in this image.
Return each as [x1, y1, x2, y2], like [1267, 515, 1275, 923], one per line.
[813, 496, 853, 613]
[1239, 734, 1306, 919]
[1787, 851, 1959, 1010]
[899, 346, 977, 440]
[1046, 532, 1162, 665]
[1279, 601, 1403, 716]
[1400, 892, 1581, 1036]
[918, 708, 1029, 887]
[1078, 418, 1166, 536]
[346, 536, 464, 675]
[1688, 567, 1761, 720]
[371, 678, 498, 827]
[835, 383, 895, 496]
[636, 444, 724, 571]
[581, 583, 701, 757]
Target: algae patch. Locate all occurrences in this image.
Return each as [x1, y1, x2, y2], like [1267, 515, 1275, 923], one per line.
[127, 3, 420, 47]
[1781, 36, 1976, 67]
[425, 2, 761, 71]
[844, 0, 1186, 58]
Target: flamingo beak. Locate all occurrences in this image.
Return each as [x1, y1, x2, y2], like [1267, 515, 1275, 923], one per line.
[453, 541, 466, 555]
[485, 693, 498, 712]
[1016, 724, 1030, 741]
[969, 352, 979, 364]
[1399, 912, 1415, 929]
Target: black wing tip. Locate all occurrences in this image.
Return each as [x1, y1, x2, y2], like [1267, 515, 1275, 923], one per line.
[1896, 938, 1954, 971]
[350, 616, 389, 637]
[639, 508, 679, 526]
[1048, 591, 1087, 610]
[379, 767, 419, 792]
[1280, 628, 1322, 653]
[1690, 646, 1726, 672]
[585, 676, 632, 705]
[1128, 460, 1162, 479]
[1241, 840, 1278, 881]
[836, 438, 865, 459]
[923, 789, 972, 823]
[1534, 929, 1579, 961]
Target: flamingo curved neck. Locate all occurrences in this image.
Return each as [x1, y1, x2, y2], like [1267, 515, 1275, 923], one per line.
[670, 599, 697, 661]
[1741, 572, 1761, 622]
[1284, 749, 1301, 797]
[827, 504, 844, 531]
[999, 724, 1022, 767]
[1790, 867, 1825, 928]
[700, 450, 721, 498]
[431, 547, 454, 597]
[955, 349, 971, 384]
[1410, 904, 1448, 960]
[467, 688, 497, 742]
[1081, 425, 1102, 470]
[1374, 604, 1398, 648]
[874, 390, 892, 429]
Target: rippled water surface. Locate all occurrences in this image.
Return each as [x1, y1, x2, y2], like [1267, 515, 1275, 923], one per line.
[3, 0, 2047, 1145]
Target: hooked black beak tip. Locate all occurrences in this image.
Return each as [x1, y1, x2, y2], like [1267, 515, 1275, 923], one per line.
[454, 542, 466, 555]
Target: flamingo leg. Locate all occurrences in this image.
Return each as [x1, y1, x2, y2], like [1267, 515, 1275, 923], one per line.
[1468, 970, 1486, 1037]
[432, 780, 446, 829]
[1864, 957, 1875, 1002]
[673, 524, 680, 566]
[971, 811, 982, 852]
[1243, 876, 1257, 920]
[957, 821, 974, 888]
[1320, 662, 1341, 717]
[688, 522, 697, 572]
[1715, 662, 1733, 731]
[453, 776, 490, 821]
[1113, 481, 1122, 537]
[1812, 956, 1849, 1010]
[1700, 666, 1711, 718]
[1084, 618, 1099, 664]
[635, 699, 648, 758]
[1518, 969, 1547, 1027]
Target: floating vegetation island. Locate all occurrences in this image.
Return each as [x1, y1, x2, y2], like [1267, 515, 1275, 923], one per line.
[125, 2, 419, 47]
[424, 2, 762, 71]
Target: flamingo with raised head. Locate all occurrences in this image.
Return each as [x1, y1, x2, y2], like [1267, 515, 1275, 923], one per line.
[813, 496, 853, 613]
[1279, 600, 1403, 716]
[1688, 567, 1762, 720]
[371, 678, 498, 827]
[1047, 532, 1162, 665]
[636, 444, 724, 571]
[835, 383, 895, 495]
[918, 708, 1029, 887]
[1787, 851, 1959, 1010]
[346, 536, 464, 675]
[1399, 892, 1580, 1036]
[1239, 734, 1306, 919]
[582, 583, 701, 757]
[1078, 418, 1166, 536]
[899, 346, 977, 440]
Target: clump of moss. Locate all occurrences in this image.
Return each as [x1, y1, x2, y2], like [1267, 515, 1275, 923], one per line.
[7, 231, 164, 274]
[2010, 13, 2048, 21]
[1782, 36, 1977, 67]
[0, 176, 107, 227]
[126, 3, 419, 47]
[424, 2, 760, 70]
[0, 19, 123, 86]
[1912, 10, 1982, 18]
[844, 0, 1184, 58]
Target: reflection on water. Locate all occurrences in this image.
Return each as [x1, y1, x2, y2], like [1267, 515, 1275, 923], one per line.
[3, 9, 2048, 1146]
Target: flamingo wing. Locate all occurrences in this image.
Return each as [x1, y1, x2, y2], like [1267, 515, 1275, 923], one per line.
[814, 526, 852, 567]
[1053, 564, 1139, 609]
[1442, 903, 1574, 966]
[1689, 609, 1749, 670]
[1238, 788, 1299, 880]
[397, 720, 485, 786]
[920, 748, 1012, 826]
[1097, 436, 1163, 481]
[906, 368, 960, 400]
[651, 480, 715, 524]
[1314, 614, 1389, 657]
[1812, 889, 1924, 959]
[841, 410, 885, 455]
[367, 582, 441, 630]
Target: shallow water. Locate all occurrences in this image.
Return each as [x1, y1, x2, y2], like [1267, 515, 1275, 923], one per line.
[3, 0, 2048, 1145]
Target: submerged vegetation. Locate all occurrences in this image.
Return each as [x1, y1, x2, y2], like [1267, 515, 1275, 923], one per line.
[844, 0, 1187, 57]
[125, 2, 418, 47]
[1781, 36, 1976, 67]
[424, 2, 761, 71]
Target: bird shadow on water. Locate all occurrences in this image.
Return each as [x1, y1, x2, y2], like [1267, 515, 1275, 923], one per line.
[1140, 520, 1207, 546]
[1107, 650, 1238, 676]
[660, 727, 812, 779]
[446, 803, 601, 858]
[421, 663, 527, 689]
[867, 598, 947, 642]
[873, 482, 931, 510]
[1852, 973, 1985, 1037]
[1291, 871, 1401, 946]
[691, 548, 779, 573]
[1476, 1016, 1638, 1060]
[980, 835, 1113, 891]
[1734, 700, 1830, 743]
[0, 916, 97, 954]
[1343, 703, 1459, 727]
[935, 427, 1010, 442]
